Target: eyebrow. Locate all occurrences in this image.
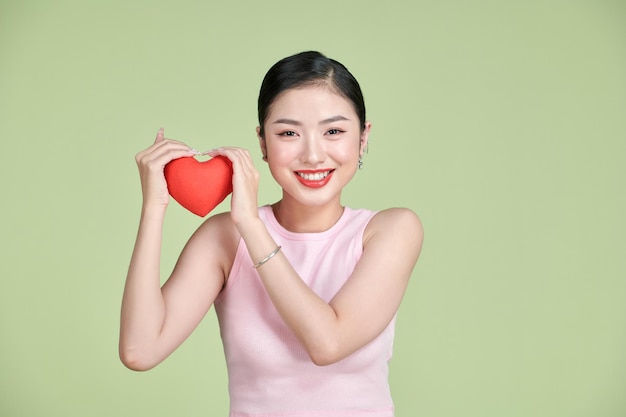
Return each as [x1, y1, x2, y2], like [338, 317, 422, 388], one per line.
[271, 115, 351, 125]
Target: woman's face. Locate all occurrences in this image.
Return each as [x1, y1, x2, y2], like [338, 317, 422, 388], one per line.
[258, 85, 370, 208]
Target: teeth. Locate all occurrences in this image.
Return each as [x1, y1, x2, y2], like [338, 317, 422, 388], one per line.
[298, 171, 330, 181]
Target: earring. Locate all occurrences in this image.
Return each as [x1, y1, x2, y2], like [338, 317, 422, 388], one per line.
[358, 156, 363, 170]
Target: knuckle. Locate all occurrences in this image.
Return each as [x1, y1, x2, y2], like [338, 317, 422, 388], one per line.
[136, 155, 148, 167]
[145, 159, 161, 171]
[135, 149, 146, 162]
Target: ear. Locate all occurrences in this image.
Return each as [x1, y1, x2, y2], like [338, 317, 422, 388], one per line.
[360, 121, 372, 157]
[257, 126, 268, 162]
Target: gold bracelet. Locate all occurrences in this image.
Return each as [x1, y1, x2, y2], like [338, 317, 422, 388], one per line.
[253, 246, 282, 268]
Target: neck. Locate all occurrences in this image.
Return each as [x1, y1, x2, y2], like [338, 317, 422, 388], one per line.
[272, 196, 344, 233]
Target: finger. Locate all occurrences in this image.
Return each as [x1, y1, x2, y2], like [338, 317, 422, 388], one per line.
[142, 137, 196, 158]
[137, 140, 196, 166]
[136, 131, 176, 161]
[143, 148, 196, 171]
[155, 127, 165, 143]
[207, 147, 249, 162]
[208, 148, 246, 170]
[204, 147, 224, 157]
[150, 138, 195, 155]
[214, 148, 259, 186]
[231, 148, 256, 172]
[238, 148, 255, 170]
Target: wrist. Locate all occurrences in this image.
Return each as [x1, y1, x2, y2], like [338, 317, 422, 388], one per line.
[141, 202, 168, 220]
[235, 216, 265, 240]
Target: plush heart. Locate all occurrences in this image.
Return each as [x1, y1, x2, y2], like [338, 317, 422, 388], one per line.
[164, 155, 233, 217]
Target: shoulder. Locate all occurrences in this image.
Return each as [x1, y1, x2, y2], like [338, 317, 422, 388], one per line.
[364, 208, 424, 253]
[366, 207, 423, 234]
[189, 211, 241, 275]
[196, 211, 238, 239]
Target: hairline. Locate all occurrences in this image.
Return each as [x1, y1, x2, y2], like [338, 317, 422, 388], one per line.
[261, 79, 364, 134]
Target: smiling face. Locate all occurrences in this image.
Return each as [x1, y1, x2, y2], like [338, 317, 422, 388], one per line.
[258, 85, 370, 209]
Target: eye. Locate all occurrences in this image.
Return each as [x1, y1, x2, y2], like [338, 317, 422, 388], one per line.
[327, 129, 345, 135]
[279, 130, 297, 137]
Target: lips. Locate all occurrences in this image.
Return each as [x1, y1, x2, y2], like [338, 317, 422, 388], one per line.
[294, 169, 335, 188]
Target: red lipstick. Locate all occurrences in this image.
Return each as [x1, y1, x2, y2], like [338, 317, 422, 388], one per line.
[294, 169, 334, 189]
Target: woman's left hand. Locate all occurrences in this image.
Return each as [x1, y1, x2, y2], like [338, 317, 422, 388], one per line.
[206, 147, 260, 230]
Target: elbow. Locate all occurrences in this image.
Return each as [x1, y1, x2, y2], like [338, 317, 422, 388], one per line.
[120, 357, 152, 372]
[310, 354, 338, 367]
[119, 345, 157, 372]
[308, 341, 344, 367]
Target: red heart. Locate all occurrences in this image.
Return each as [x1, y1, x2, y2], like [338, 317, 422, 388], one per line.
[164, 155, 233, 217]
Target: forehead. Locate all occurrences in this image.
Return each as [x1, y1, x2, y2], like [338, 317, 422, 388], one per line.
[267, 86, 357, 121]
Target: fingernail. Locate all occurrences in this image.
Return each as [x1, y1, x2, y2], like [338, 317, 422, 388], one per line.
[200, 149, 215, 155]
[189, 148, 199, 154]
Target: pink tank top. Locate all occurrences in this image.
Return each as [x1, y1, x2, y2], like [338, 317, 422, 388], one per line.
[214, 205, 396, 417]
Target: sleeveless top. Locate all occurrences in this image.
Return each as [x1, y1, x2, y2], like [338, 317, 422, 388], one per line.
[214, 205, 396, 417]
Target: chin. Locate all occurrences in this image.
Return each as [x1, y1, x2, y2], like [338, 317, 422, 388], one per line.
[282, 185, 343, 208]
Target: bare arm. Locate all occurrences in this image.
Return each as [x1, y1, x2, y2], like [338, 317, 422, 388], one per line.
[241, 208, 423, 365]
[210, 146, 423, 366]
[119, 130, 234, 371]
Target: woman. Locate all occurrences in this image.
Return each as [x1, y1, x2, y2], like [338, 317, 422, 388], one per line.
[120, 51, 423, 417]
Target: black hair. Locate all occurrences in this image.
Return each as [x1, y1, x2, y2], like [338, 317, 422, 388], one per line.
[257, 51, 366, 138]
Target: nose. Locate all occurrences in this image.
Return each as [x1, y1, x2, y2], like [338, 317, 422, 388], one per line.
[300, 135, 326, 165]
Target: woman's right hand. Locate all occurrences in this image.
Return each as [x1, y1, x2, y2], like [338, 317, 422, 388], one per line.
[134, 128, 197, 209]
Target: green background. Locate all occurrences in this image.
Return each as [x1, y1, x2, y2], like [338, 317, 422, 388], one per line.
[1, 1, 625, 416]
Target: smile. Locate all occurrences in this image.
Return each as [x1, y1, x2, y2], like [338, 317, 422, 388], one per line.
[294, 169, 335, 188]
[297, 171, 331, 181]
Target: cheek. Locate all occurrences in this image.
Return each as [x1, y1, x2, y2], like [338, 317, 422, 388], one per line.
[266, 144, 299, 172]
[332, 141, 361, 161]
[268, 144, 295, 160]
[266, 136, 306, 157]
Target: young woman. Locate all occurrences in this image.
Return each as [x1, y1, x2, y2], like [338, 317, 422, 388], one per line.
[120, 51, 423, 417]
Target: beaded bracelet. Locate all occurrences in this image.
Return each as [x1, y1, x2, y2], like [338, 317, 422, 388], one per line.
[253, 246, 282, 268]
